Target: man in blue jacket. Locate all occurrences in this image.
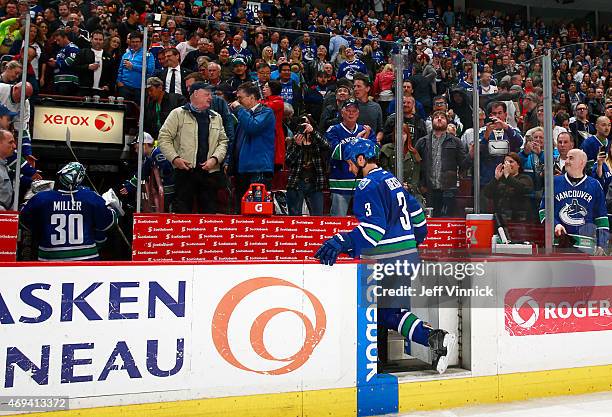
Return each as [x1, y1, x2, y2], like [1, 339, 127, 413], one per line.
[117, 31, 155, 102]
[228, 82, 275, 207]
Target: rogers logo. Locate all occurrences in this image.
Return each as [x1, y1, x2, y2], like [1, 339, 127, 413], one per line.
[95, 113, 114, 132]
[512, 296, 539, 329]
[212, 277, 326, 375]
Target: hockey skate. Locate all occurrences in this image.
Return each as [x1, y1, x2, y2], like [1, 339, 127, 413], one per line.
[428, 329, 456, 374]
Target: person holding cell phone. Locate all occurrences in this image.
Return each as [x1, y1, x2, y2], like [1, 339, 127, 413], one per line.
[477, 101, 524, 189]
[581, 116, 611, 171]
[591, 119, 612, 194]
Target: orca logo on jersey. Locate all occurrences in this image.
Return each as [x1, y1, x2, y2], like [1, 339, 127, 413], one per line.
[559, 198, 587, 226]
[212, 277, 326, 375]
[511, 295, 539, 329]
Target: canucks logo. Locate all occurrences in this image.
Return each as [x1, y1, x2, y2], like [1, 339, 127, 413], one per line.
[559, 199, 587, 226]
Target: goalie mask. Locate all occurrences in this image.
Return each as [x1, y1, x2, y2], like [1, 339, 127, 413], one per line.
[57, 162, 86, 190]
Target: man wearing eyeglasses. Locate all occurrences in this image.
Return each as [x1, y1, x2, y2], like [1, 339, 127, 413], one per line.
[183, 38, 212, 72]
[570, 104, 596, 148]
[521, 92, 540, 133]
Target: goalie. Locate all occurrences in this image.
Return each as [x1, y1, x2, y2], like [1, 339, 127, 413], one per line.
[20, 162, 122, 261]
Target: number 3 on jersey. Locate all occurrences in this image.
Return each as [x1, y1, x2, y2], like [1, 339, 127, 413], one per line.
[396, 192, 411, 231]
[51, 213, 84, 245]
[365, 203, 372, 217]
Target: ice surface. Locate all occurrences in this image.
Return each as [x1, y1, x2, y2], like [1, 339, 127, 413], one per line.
[394, 391, 612, 417]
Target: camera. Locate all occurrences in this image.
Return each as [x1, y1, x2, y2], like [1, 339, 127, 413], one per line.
[295, 123, 307, 136]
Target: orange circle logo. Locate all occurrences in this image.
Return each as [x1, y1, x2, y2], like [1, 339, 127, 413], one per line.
[95, 113, 114, 132]
[212, 277, 326, 375]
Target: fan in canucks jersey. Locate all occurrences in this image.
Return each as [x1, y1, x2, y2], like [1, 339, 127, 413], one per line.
[315, 138, 457, 374]
[325, 99, 377, 216]
[20, 162, 119, 261]
[539, 149, 609, 255]
[336, 47, 367, 81]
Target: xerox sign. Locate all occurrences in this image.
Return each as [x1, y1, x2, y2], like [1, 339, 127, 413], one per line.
[32, 105, 124, 144]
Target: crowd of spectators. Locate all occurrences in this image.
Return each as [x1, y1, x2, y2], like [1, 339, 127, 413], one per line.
[0, 0, 610, 234]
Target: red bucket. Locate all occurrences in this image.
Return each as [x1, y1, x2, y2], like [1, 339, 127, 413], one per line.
[465, 214, 495, 249]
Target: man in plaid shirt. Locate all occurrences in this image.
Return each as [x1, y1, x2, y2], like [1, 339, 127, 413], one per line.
[285, 118, 330, 215]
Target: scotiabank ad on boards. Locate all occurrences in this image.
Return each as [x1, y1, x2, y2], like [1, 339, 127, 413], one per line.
[132, 214, 465, 262]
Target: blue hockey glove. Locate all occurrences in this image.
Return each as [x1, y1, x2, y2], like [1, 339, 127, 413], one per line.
[314, 233, 353, 266]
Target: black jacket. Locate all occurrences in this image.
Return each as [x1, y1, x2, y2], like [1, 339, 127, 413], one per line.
[409, 74, 433, 112]
[483, 173, 534, 221]
[415, 133, 471, 191]
[304, 59, 327, 86]
[318, 102, 340, 132]
[155, 66, 191, 97]
[182, 50, 213, 73]
[144, 93, 188, 139]
[383, 113, 427, 146]
[73, 48, 115, 90]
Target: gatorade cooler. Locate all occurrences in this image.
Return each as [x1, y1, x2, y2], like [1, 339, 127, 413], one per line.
[465, 214, 495, 249]
[241, 183, 273, 215]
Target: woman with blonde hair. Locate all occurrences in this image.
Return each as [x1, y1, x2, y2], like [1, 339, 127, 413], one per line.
[520, 126, 546, 213]
[372, 63, 394, 101]
[262, 46, 277, 72]
[289, 45, 302, 65]
[333, 44, 347, 70]
[361, 44, 376, 78]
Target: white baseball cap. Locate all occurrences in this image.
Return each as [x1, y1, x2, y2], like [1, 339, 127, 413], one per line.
[129, 132, 154, 145]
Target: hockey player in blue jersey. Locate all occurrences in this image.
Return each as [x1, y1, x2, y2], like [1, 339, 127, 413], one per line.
[20, 162, 119, 261]
[315, 138, 457, 374]
[121, 132, 175, 212]
[540, 149, 609, 255]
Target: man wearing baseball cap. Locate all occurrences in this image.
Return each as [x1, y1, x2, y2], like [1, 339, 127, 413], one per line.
[325, 98, 377, 216]
[225, 57, 255, 97]
[158, 82, 229, 213]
